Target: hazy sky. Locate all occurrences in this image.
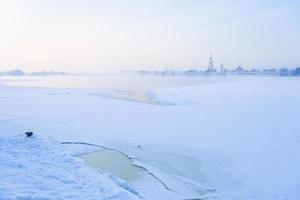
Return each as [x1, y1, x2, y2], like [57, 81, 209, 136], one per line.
[0, 0, 299, 73]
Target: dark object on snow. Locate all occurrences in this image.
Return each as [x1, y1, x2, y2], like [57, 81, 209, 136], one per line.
[25, 132, 33, 137]
[136, 145, 142, 148]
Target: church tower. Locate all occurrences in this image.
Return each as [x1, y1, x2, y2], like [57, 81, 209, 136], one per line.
[208, 54, 214, 72]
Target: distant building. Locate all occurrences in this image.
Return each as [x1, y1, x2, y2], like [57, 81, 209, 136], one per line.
[207, 54, 214, 72]
[279, 68, 289, 76]
[293, 67, 300, 76]
[235, 65, 244, 73]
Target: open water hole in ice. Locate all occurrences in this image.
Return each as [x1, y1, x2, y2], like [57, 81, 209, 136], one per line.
[78, 149, 146, 182]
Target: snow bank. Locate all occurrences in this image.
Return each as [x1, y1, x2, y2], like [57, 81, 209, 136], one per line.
[0, 135, 140, 200]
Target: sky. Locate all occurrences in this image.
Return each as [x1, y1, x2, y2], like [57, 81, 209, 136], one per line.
[0, 0, 299, 73]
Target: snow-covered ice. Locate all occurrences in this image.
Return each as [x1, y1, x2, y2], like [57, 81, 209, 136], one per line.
[0, 75, 300, 200]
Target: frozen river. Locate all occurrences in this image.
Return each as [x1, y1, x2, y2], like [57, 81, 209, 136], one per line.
[0, 74, 300, 200]
[0, 74, 230, 104]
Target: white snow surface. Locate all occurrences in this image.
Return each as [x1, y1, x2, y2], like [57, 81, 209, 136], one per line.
[151, 77, 300, 200]
[1, 76, 300, 200]
[0, 135, 140, 200]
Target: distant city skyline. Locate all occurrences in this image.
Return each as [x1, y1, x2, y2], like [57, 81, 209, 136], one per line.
[0, 0, 299, 73]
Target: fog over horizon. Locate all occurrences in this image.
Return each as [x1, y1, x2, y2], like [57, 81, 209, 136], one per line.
[0, 0, 299, 73]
